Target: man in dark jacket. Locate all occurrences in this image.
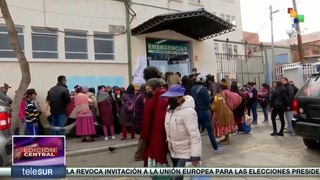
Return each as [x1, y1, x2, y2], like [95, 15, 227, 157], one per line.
[191, 74, 222, 152]
[47, 75, 71, 135]
[281, 77, 295, 135]
[247, 82, 258, 125]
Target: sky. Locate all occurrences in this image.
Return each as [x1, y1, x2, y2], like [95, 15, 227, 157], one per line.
[240, 0, 319, 42]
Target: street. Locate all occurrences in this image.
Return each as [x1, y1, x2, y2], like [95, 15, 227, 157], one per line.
[66, 119, 320, 180]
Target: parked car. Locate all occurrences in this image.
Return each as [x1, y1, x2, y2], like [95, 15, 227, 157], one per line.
[0, 99, 12, 166]
[292, 73, 320, 149]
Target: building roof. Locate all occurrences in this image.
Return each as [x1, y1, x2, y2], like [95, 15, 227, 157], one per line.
[275, 31, 320, 46]
[131, 8, 235, 41]
[243, 31, 260, 44]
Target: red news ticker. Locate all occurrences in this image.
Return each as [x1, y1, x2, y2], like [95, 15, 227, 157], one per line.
[21, 147, 58, 157]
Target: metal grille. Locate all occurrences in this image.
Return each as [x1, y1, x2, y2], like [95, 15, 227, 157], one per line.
[275, 63, 316, 82]
[216, 53, 265, 89]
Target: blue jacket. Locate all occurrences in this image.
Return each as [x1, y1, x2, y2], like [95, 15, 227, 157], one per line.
[191, 85, 211, 111]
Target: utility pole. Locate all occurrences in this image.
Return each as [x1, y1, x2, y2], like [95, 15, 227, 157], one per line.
[292, 0, 305, 64]
[125, 0, 133, 84]
[270, 5, 279, 81]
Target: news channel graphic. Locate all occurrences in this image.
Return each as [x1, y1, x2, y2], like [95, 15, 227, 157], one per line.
[11, 135, 66, 179]
[65, 167, 320, 177]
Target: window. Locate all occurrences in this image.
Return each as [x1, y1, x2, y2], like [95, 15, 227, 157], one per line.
[226, 15, 231, 23]
[32, 27, 58, 59]
[247, 45, 252, 56]
[214, 43, 219, 53]
[222, 43, 227, 54]
[312, 49, 319, 54]
[65, 30, 88, 59]
[0, 25, 24, 58]
[220, 14, 225, 20]
[189, 0, 201, 4]
[94, 32, 114, 60]
[231, 16, 236, 25]
[233, 45, 238, 55]
[227, 44, 233, 55]
[300, 75, 320, 97]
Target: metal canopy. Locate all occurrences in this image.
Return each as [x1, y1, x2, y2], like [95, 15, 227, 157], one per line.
[131, 8, 236, 41]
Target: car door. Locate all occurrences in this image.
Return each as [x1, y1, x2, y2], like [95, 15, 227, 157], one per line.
[296, 74, 320, 123]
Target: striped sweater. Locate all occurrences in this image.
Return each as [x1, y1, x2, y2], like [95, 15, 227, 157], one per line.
[25, 99, 39, 123]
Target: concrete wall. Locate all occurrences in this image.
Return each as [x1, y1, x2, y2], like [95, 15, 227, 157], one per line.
[0, 0, 128, 104]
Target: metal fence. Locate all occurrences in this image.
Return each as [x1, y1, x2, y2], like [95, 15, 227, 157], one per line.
[216, 53, 265, 90]
[275, 62, 316, 82]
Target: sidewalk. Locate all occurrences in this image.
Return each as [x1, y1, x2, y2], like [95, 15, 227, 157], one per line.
[66, 112, 267, 157]
[66, 134, 139, 157]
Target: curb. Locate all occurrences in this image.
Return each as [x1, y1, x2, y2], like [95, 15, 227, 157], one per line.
[67, 141, 138, 157]
[66, 133, 211, 157]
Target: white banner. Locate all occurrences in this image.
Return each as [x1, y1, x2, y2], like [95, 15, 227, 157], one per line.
[132, 56, 147, 84]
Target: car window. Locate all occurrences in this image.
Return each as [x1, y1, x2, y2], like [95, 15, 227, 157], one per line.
[300, 75, 320, 97]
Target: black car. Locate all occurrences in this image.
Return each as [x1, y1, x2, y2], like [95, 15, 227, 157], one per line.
[292, 73, 320, 149]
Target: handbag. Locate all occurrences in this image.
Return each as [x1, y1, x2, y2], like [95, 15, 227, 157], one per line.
[42, 101, 51, 117]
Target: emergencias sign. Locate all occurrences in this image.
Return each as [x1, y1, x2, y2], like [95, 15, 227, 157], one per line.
[146, 39, 190, 61]
[147, 43, 188, 54]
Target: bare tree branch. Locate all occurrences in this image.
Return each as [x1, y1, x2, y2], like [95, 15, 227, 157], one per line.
[0, 0, 31, 133]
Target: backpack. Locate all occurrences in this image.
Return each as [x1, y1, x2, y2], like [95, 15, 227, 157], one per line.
[124, 96, 134, 113]
[223, 90, 242, 111]
[241, 114, 252, 133]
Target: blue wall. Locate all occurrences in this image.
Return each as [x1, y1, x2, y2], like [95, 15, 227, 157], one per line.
[275, 54, 288, 64]
[67, 76, 125, 91]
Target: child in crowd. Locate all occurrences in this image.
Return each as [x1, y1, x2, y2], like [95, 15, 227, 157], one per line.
[25, 89, 40, 135]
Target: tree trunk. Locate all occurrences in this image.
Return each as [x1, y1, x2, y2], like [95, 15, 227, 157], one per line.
[0, 0, 31, 133]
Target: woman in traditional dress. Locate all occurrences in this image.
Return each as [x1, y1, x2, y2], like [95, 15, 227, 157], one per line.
[212, 82, 237, 145]
[97, 85, 115, 140]
[119, 84, 135, 140]
[74, 85, 96, 142]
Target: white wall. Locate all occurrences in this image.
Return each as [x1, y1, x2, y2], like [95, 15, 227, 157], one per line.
[0, 0, 245, 104]
[0, 0, 129, 105]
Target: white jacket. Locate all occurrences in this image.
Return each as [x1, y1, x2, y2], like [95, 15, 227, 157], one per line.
[164, 95, 202, 160]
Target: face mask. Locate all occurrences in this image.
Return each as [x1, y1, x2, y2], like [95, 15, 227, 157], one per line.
[168, 98, 179, 110]
[146, 91, 154, 98]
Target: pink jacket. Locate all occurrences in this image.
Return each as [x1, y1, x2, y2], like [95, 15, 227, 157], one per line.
[74, 93, 92, 117]
[18, 97, 27, 121]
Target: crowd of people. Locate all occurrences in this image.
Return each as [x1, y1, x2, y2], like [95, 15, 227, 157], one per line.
[0, 67, 299, 180]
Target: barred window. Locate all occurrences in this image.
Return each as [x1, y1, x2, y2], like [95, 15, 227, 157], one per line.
[214, 43, 219, 53]
[189, 0, 201, 4]
[32, 27, 58, 59]
[65, 30, 88, 59]
[94, 32, 114, 60]
[0, 25, 24, 58]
